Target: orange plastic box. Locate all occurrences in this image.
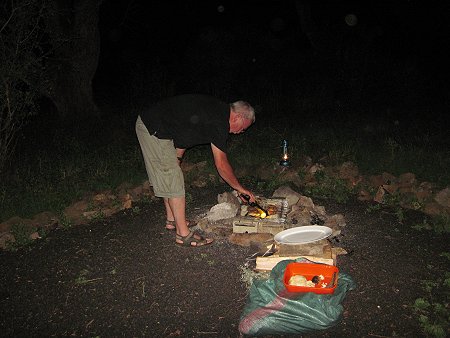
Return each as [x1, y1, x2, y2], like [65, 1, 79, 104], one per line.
[283, 262, 339, 294]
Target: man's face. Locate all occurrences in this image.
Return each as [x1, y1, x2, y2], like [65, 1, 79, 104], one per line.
[230, 113, 253, 134]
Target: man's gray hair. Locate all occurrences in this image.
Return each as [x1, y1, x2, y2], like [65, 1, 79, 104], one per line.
[230, 100, 255, 122]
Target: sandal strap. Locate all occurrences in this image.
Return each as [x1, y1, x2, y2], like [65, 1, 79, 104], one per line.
[176, 231, 210, 247]
[176, 231, 194, 242]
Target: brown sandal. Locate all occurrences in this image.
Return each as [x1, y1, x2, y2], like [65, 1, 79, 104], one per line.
[165, 219, 195, 231]
[175, 231, 213, 247]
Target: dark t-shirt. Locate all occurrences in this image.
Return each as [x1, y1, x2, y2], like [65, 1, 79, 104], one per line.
[140, 94, 230, 152]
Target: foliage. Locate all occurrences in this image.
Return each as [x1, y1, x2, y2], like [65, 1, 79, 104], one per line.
[0, 0, 47, 174]
[0, 129, 146, 222]
[366, 203, 381, 213]
[58, 213, 72, 229]
[413, 252, 450, 338]
[131, 206, 141, 215]
[89, 210, 105, 221]
[305, 170, 354, 203]
[7, 223, 36, 250]
[412, 216, 450, 234]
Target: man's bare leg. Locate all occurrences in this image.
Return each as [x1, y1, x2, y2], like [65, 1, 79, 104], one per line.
[167, 196, 188, 235]
[164, 197, 191, 229]
[163, 198, 175, 228]
[167, 196, 213, 245]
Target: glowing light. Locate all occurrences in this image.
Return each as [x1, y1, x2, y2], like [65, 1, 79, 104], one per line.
[280, 140, 290, 166]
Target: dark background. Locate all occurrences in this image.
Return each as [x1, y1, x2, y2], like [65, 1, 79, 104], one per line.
[93, 0, 450, 134]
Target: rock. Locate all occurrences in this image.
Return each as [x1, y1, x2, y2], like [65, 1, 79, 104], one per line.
[82, 210, 99, 219]
[191, 176, 209, 188]
[32, 212, 59, 231]
[121, 193, 133, 209]
[278, 239, 329, 256]
[81, 207, 120, 219]
[29, 232, 41, 240]
[434, 188, 450, 210]
[228, 233, 273, 247]
[64, 200, 90, 225]
[142, 180, 152, 192]
[423, 202, 445, 217]
[382, 172, 397, 185]
[0, 216, 34, 233]
[399, 172, 416, 188]
[206, 202, 239, 222]
[358, 189, 373, 201]
[308, 163, 325, 174]
[0, 232, 15, 249]
[0, 221, 12, 234]
[398, 173, 416, 194]
[198, 217, 235, 237]
[347, 175, 363, 188]
[400, 192, 422, 210]
[338, 161, 359, 180]
[302, 156, 313, 167]
[102, 207, 120, 217]
[416, 182, 434, 202]
[331, 229, 342, 237]
[399, 185, 416, 194]
[93, 192, 110, 204]
[208, 173, 220, 184]
[370, 173, 399, 188]
[373, 186, 385, 203]
[369, 175, 385, 188]
[313, 205, 327, 219]
[296, 195, 315, 210]
[128, 185, 143, 200]
[272, 186, 301, 207]
[382, 183, 399, 194]
[116, 181, 133, 195]
[287, 209, 311, 227]
[324, 214, 346, 228]
[217, 191, 240, 208]
[92, 192, 117, 208]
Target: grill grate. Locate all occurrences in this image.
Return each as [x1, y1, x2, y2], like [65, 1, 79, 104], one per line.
[232, 197, 289, 234]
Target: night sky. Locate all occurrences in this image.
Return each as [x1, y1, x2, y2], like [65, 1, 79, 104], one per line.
[95, 0, 450, 128]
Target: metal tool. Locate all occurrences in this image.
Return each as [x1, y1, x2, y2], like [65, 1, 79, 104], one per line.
[240, 194, 269, 218]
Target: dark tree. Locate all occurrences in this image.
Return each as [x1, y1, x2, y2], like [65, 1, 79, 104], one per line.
[42, 0, 102, 123]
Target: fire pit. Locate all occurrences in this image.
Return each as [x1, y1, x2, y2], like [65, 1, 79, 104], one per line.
[233, 197, 289, 235]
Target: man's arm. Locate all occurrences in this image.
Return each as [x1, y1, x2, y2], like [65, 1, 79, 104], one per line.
[211, 143, 255, 201]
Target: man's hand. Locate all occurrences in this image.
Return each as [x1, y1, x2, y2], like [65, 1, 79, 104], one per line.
[239, 189, 256, 203]
[175, 148, 186, 166]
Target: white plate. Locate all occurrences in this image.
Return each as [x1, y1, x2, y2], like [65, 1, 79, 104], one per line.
[274, 225, 332, 245]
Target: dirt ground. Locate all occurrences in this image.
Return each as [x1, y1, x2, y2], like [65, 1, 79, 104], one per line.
[0, 185, 448, 337]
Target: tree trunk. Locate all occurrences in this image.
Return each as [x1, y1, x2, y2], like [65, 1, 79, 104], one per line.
[43, 0, 102, 123]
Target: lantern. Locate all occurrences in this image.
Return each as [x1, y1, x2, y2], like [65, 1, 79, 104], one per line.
[280, 139, 290, 166]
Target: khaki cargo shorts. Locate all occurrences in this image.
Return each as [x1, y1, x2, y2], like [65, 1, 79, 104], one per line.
[135, 116, 185, 198]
